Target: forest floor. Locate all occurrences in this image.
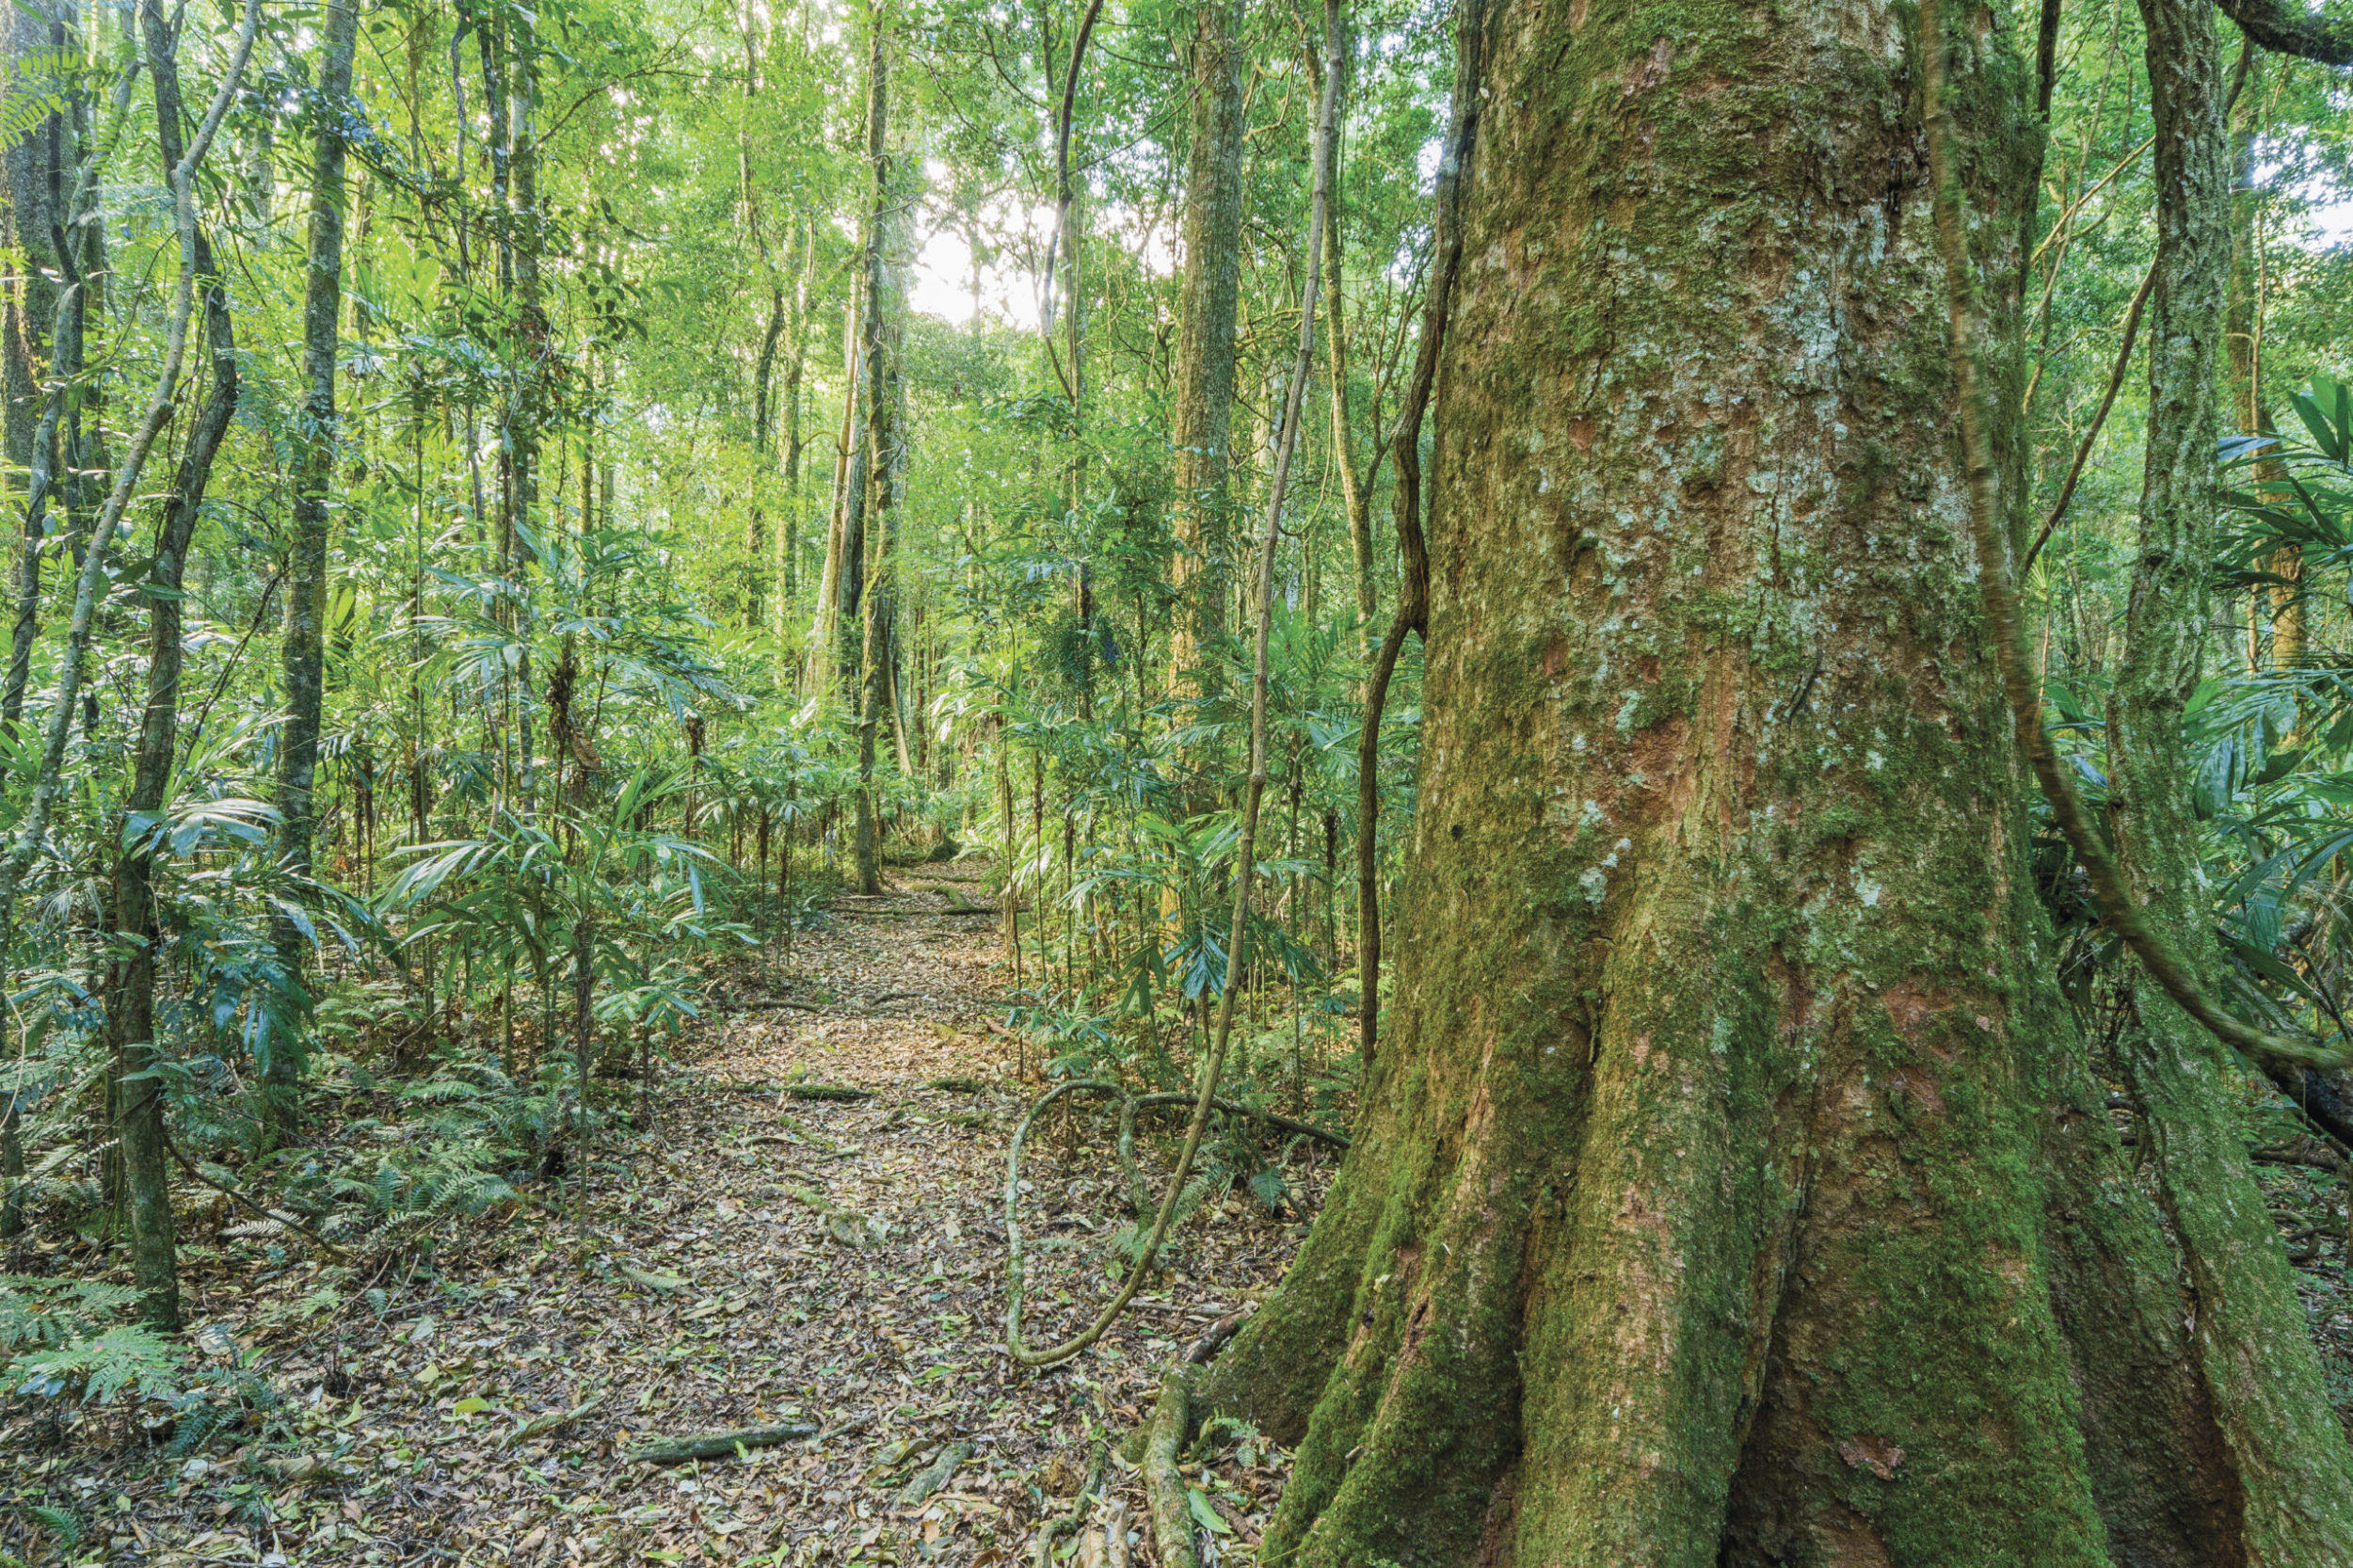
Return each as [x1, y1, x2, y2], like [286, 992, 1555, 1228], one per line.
[0, 857, 1334, 1567]
[15, 864, 2353, 1568]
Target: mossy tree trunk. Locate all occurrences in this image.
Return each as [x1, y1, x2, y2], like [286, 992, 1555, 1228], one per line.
[2101, 0, 2353, 1551]
[1193, 0, 2308, 1560]
[267, 0, 361, 1142]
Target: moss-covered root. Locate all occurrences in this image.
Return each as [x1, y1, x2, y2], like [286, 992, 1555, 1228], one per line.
[1144, 1370, 1197, 1568]
[2039, 1069, 2247, 1567]
[2128, 1006, 2353, 1560]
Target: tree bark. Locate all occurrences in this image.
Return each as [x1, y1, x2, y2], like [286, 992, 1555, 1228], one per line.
[750, 280, 784, 627]
[267, 0, 361, 1141]
[1314, 34, 1374, 654]
[781, 222, 814, 610]
[2102, 0, 2353, 1548]
[1166, 0, 1246, 716]
[508, 14, 541, 809]
[852, 3, 904, 897]
[1192, 0, 2275, 1560]
[0, 1, 58, 485]
[2, 6, 71, 731]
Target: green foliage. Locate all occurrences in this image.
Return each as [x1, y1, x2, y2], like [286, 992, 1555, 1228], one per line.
[1, 1277, 181, 1405]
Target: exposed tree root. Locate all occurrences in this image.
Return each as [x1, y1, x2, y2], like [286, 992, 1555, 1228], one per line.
[1144, 1371, 1198, 1568]
[625, 1421, 820, 1464]
[778, 1083, 872, 1102]
[1030, 1441, 1107, 1568]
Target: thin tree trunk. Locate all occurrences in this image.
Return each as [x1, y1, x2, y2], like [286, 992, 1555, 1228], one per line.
[2103, 0, 2353, 1545]
[781, 222, 814, 610]
[508, 16, 540, 812]
[1166, 0, 1246, 721]
[749, 280, 784, 627]
[266, 0, 360, 1141]
[853, 4, 904, 897]
[0, 0, 59, 485]
[1315, 33, 1375, 654]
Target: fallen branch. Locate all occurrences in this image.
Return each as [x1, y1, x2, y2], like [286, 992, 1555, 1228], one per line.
[1007, 1082, 1348, 1368]
[779, 1083, 873, 1102]
[834, 906, 996, 919]
[627, 1421, 821, 1465]
[739, 999, 824, 1014]
[1184, 1311, 1247, 1366]
[895, 1439, 973, 1508]
[505, 1394, 602, 1448]
[1144, 1372, 1198, 1568]
[1130, 1090, 1349, 1150]
[1099, 1497, 1133, 1568]
[2250, 1139, 2345, 1173]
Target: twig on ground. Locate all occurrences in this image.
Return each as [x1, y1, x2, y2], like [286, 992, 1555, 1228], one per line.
[626, 1421, 822, 1464]
[1184, 1311, 1247, 1366]
[894, 1439, 972, 1507]
[505, 1394, 601, 1448]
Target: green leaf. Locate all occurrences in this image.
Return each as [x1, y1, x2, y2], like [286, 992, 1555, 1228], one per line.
[453, 1395, 492, 1416]
[1188, 1485, 1233, 1536]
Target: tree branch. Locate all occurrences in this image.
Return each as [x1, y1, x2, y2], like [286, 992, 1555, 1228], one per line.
[2216, 0, 2353, 65]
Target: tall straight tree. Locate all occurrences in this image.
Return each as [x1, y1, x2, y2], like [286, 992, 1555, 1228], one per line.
[269, 0, 363, 1139]
[851, 3, 905, 897]
[1165, 0, 1245, 722]
[0, 1, 58, 489]
[507, 7, 542, 810]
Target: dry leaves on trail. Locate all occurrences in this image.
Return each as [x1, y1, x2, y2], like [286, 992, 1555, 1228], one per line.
[0, 866, 1327, 1566]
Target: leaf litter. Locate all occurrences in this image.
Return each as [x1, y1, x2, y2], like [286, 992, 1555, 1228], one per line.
[0, 866, 1328, 1565]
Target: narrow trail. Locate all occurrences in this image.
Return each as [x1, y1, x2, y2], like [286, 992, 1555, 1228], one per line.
[1, 860, 1325, 1566]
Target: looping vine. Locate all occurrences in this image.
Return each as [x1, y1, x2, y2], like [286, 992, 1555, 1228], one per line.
[1001, 1080, 1348, 1370]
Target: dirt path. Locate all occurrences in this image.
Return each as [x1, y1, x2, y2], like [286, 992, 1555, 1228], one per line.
[1, 860, 1327, 1566]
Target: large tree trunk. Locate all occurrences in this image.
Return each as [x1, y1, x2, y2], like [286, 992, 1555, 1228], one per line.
[1165, 0, 1245, 713]
[1192, 0, 2286, 1560]
[267, 0, 361, 1141]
